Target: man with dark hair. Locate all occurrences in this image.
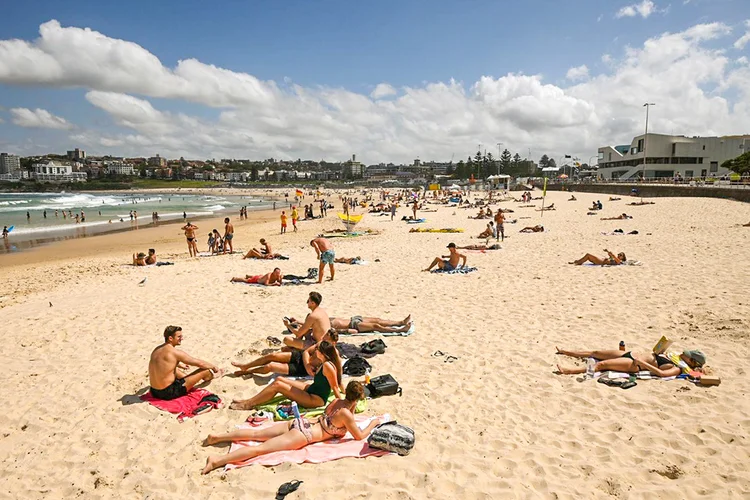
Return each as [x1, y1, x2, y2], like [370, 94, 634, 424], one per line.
[230, 268, 283, 286]
[423, 242, 467, 272]
[223, 217, 234, 254]
[310, 237, 335, 283]
[148, 326, 224, 400]
[282, 292, 331, 350]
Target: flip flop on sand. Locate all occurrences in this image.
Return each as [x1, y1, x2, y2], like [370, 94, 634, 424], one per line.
[276, 480, 303, 500]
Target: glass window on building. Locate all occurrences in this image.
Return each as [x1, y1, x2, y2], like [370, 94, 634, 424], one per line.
[710, 161, 718, 173]
[685, 170, 693, 178]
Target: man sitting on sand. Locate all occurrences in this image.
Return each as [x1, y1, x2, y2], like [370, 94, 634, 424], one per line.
[334, 256, 363, 265]
[310, 237, 335, 283]
[519, 225, 544, 233]
[243, 238, 283, 259]
[601, 213, 632, 220]
[230, 268, 283, 286]
[148, 325, 224, 400]
[132, 248, 157, 266]
[569, 249, 626, 266]
[283, 291, 331, 350]
[232, 329, 339, 377]
[330, 314, 412, 334]
[424, 242, 467, 272]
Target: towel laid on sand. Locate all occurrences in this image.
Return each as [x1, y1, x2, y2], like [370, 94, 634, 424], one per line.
[431, 266, 478, 275]
[199, 251, 242, 257]
[338, 322, 415, 337]
[595, 370, 677, 381]
[254, 393, 367, 421]
[246, 255, 290, 260]
[405, 218, 426, 224]
[582, 260, 642, 267]
[140, 389, 222, 422]
[409, 228, 464, 233]
[224, 414, 392, 469]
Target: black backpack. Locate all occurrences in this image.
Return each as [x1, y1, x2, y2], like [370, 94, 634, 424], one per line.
[366, 374, 402, 398]
[343, 356, 371, 376]
[360, 339, 387, 355]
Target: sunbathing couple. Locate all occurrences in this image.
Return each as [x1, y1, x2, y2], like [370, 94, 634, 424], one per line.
[570, 249, 626, 266]
[231, 268, 283, 285]
[555, 346, 706, 377]
[243, 238, 284, 259]
[601, 213, 632, 220]
[132, 249, 157, 266]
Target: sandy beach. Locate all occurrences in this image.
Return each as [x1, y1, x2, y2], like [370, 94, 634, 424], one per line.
[1, 188, 749, 499]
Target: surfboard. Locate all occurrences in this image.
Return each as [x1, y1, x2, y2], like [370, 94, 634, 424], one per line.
[7, 225, 14, 233]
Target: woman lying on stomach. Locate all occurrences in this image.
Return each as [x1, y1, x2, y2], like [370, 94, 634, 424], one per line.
[229, 340, 342, 410]
[202, 381, 382, 474]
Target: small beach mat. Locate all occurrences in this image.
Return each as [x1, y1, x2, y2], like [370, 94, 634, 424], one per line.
[140, 389, 222, 422]
[224, 414, 392, 470]
[431, 266, 478, 275]
[254, 393, 367, 421]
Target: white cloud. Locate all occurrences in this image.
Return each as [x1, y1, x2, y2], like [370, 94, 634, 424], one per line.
[370, 83, 397, 99]
[0, 20, 749, 163]
[10, 107, 73, 130]
[566, 65, 590, 81]
[737, 56, 749, 65]
[616, 0, 657, 18]
[734, 20, 750, 50]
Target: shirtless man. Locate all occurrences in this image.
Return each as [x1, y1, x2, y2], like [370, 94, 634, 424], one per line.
[243, 238, 282, 259]
[519, 225, 544, 233]
[494, 209, 505, 241]
[182, 222, 199, 257]
[230, 268, 283, 286]
[310, 237, 335, 283]
[329, 314, 412, 334]
[148, 326, 224, 400]
[282, 291, 331, 350]
[223, 217, 234, 254]
[145, 248, 157, 265]
[424, 242, 467, 272]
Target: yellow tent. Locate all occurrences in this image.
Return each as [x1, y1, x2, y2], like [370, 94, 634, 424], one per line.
[337, 213, 364, 232]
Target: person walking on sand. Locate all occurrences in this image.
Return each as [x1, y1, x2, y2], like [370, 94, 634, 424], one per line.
[424, 242, 467, 272]
[291, 206, 299, 232]
[494, 209, 505, 242]
[148, 326, 224, 401]
[310, 237, 335, 283]
[223, 217, 234, 254]
[390, 202, 397, 221]
[280, 211, 287, 234]
[182, 222, 199, 257]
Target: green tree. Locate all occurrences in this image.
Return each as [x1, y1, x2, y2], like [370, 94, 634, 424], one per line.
[539, 154, 550, 169]
[548, 158, 557, 169]
[473, 151, 483, 178]
[512, 153, 521, 170]
[500, 149, 512, 173]
[484, 152, 495, 178]
[454, 160, 466, 179]
[251, 165, 258, 182]
[722, 151, 750, 175]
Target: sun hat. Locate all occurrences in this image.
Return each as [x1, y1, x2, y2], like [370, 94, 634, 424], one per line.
[683, 349, 706, 366]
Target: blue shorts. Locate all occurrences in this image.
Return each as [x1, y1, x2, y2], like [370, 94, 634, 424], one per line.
[320, 250, 336, 264]
[225, 233, 233, 240]
[442, 260, 455, 271]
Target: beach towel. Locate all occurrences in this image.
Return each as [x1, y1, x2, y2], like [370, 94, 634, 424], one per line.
[254, 393, 368, 421]
[246, 255, 290, 260]
[338, 322, 415, 337]
[199, 251, 242, 257]
[338, 259, 369, 265]
[224, 414, 392, 470]
[406, 218, 426, 224]
[409, 228, 464, 233]
[140, 389, 222, 422]
[232, 280, 309, 287]
[582, 261, 642, 267]
[595, 370, 677, 381]
[431, 266, 478, 275]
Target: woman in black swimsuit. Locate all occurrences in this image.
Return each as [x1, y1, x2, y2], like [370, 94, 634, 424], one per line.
[555, 346, 705, 377]
[202, 381, 382, 474]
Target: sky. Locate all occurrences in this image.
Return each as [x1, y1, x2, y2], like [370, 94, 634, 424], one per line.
[0, 0, 748, 165]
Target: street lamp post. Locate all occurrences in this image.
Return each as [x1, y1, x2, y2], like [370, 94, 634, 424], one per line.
[642, 103, 655, 183]
[496, 142, 503, 175]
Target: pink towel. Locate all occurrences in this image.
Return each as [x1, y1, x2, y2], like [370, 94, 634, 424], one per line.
[140, 389, 221, 422]
[224, 415, 392, 470]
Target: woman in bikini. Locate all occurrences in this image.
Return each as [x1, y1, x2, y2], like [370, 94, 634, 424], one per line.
[229, 340, 342, 410]
[569, 249, 625, 265]
[231, 330, 338, 377]
[202, 381, 382, 474]
[555, 346, 706, 377]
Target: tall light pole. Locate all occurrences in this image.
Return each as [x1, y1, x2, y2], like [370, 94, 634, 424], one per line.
[642, 103, 655, 182]
[496, 142, 503, 175]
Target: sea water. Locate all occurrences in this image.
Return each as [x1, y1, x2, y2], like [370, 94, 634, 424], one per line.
[0, 191, 272, 253]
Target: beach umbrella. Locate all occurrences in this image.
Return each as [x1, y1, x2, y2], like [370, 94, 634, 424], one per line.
[559, 174, 569, 179]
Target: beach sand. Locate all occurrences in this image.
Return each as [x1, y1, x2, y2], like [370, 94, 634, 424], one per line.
[1, 189, 749, 499]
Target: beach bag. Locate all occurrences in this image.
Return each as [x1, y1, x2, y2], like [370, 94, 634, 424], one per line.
[360, 339, 386, 355]
[367, 374, 402, 398]
[343, 356, 371, 376]
[367, 422, 415, 456]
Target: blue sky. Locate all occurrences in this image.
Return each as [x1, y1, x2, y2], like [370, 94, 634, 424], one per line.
[1, 0, 748, 162]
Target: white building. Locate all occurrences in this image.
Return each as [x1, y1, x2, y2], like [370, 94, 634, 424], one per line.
[0, 153, 21, 174]
[598, 134, 750, 180]
[105, 161, 136, 176]
[32, 161, 87, 182]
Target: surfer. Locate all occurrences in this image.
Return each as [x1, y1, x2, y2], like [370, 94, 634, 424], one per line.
[2, 226, 8, 238]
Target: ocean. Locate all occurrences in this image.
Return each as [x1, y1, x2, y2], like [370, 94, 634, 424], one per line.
[0, 191, 273, 253]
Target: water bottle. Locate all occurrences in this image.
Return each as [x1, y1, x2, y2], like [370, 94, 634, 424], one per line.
[364, 370, 371, 386]
[291, 401, 301, 421]
[585, 358, 596, 379]
[619, 341, 626, 351]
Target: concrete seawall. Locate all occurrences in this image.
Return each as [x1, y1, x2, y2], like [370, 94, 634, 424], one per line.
[544, 183, 750, 203]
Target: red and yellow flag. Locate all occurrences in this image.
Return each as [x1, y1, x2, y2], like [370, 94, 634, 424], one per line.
[295, 189, 303, 197]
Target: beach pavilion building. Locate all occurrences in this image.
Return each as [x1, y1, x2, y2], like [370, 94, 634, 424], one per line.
[597, 134, 749, 180]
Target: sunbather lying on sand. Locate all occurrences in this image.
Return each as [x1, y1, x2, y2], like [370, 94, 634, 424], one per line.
[330, 314, 411, 334]
[202, 381, 382, 474]
[232, 330, 338, 377]
[627, 201, 655, 206]
[456, 243, 501, 250]
[229, 340, 342, 411]
[519, 225, 544, 233]
[568, 195, 577, 201]
[230, 268, 283, 285]
[569, 249, 625, 266]
[538, 203, 555, 211]
[334, 256, 363, 265]
[555, 346, 706, 377]
[243, 239, 283, 259]
[609, 197, 621, 201]
[601, 213, 632, 220]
